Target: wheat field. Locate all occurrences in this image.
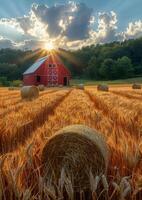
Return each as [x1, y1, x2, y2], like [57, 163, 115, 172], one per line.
[0, 86, 142, 200]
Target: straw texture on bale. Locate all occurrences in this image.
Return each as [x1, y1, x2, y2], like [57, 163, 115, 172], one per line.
[38, 84, 45, 91]
[97, 84, 109, 92]
[132, 83, 141, 89]
[19, 83, 23, 87]
[21, 86, 39, 100]
[76, 84, 84, 90]
[41, 125, 108, 191]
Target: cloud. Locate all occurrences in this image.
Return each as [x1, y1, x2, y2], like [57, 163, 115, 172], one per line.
[122, 20, 142, 40]
[0, 2, 142, 50]
[0, 37, 15, 49]
[95, 11, 118, 43]
[0, 18, 24, 34]
[20, 39, 46, 50]
[31, 2, 93, 40]
[0, 1, 94, 49]
[64, 3, 93, 40]
[0, 37, 47, 50]
[16, 16, 33, 34]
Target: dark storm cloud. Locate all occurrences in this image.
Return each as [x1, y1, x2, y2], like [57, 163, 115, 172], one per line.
[32, 4, 65, 37]
[65, 3, 93, 40]
[31, 2, 93, 40]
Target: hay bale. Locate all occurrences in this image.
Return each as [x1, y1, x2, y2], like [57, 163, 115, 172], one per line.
[38, 84, 45, 91]
[21, 86, 39, 100]
[97, 84, 109, 92]
[19, 83, 23, 87]
[76, 84, 84, 90]
[41, 125, 108, 191]
[132, 83, 141, 89]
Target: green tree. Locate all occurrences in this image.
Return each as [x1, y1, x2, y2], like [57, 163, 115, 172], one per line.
[0, 77, 10, 86]
[86, 56, 102, 79]
[116, 56, 134, 78]
[99, 58, 116, 80]
[0, 63, 19, 80]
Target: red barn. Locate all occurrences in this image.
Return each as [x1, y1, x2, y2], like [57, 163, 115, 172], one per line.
[23, 54, 71, 86]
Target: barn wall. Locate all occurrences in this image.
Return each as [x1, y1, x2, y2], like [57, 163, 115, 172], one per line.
[23, 55, 71, 86]
[58, 64, 71, 85]
[34, 61, 48, 86]
[34, 59, 58, 86]
[23, 74, 35, 86]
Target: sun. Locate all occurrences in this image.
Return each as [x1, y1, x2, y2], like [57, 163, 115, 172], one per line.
[44, 42, 55, 51]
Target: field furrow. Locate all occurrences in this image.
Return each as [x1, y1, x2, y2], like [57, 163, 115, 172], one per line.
[111, 90, 142, 100]
[0, 89, 59, 117]
[85, 89, 142, 138]
[0, 89, 71, 154]
[0, 91, 20, 98]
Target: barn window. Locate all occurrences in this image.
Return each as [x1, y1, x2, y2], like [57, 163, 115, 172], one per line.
[49, 64, 52, 67]
[36, 76, 41, 82]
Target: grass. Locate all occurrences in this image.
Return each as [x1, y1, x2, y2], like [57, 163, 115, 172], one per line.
[71, 76, 142, 85]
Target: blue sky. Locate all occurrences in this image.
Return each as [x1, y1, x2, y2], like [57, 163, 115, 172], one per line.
[0, 0, 141, 29]
[0, 0, 142, 49]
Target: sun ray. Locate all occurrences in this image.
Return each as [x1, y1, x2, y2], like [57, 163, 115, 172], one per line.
[56, 48, 81, 66]
[18, 49, 45, 63]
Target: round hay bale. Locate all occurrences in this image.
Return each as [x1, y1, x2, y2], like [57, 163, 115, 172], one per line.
[19, 83, 23, 87]
[38, 84, 45, 91]
[21, 86, 39, 100]
[76, 84, 84, 90]
[41, 125, 109, 191]
[132, 83, 141, 89]
[97, 84, 109, 92]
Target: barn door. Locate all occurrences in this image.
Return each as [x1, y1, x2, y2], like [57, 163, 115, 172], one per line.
[47, 67, 58, 86]
[63, 77, 68, 86]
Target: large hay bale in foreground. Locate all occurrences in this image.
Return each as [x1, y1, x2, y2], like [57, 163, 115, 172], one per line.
[21, 86, 39, 100]
[38, 84, 45, 91]
[76, 84, 84, 90]
[132, 83, 141, 89]
[97, 84, 109, 92]
[41, 125, 108, 191]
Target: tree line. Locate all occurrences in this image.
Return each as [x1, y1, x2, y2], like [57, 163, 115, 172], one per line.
[61, 37, 142, 80]
[0, 37, 142, 85]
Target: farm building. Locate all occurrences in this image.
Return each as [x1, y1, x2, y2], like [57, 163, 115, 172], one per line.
[23, 54, 71, 86]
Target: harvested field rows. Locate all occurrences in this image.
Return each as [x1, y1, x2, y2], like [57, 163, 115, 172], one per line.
[0, 87, 142, 199]
[86, 89, 142, 137]
[111, 89, 142, 100]
[0, 89, 70, 154]
[0, 89, 63, 118]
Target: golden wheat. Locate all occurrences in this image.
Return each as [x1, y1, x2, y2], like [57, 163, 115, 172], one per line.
[0, 86, 141, 199]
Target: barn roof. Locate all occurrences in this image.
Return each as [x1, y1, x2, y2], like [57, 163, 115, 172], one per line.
[23, 56, 49, 75]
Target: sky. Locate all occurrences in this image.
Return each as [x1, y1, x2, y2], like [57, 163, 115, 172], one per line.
[0, 0, 142, 50]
